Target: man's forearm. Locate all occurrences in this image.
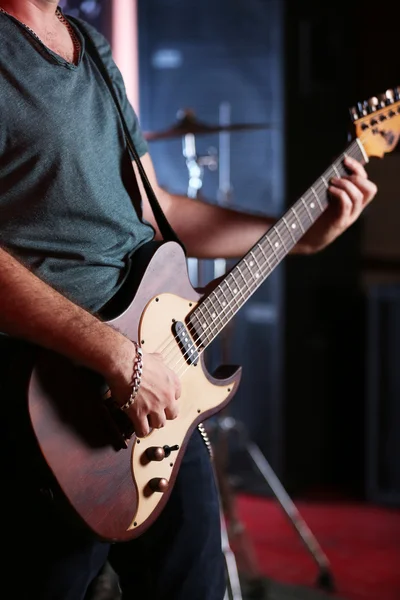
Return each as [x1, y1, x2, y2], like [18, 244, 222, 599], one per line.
[0, 247, 134, 379]
[151, 189, 277, 259]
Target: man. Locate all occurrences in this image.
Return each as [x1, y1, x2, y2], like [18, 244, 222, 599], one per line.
[0, 1, 377, 599]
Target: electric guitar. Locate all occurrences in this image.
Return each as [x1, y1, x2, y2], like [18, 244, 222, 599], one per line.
[27, 88, 400, 541]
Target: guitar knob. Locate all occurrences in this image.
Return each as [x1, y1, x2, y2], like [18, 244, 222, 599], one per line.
[149, 477, 169, 493]
[146, 447, 165, 461]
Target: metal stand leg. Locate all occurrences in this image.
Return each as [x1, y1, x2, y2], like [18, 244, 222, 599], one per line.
[221, 509, 243, 600]
[216, 416, 336, 593]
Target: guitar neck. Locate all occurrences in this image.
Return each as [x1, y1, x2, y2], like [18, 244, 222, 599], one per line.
[187, 138, 368, 349]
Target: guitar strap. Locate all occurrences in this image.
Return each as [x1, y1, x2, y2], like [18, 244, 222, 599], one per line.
[70, 17, 186, 254]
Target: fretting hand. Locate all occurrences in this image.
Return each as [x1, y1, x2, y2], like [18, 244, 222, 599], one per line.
[299, 156, 377, 254]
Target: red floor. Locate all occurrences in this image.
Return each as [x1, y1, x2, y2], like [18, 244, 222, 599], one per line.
[235, 494, 400, 600]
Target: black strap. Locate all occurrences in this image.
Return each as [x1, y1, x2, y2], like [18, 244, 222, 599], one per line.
[70, 16, 185, 252]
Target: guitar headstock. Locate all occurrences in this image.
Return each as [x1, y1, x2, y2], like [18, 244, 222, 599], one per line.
[350, 87, 400, 159]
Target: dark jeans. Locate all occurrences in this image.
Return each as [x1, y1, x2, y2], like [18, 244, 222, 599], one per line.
[0, 337, 225, 600]
[3, 426, 225, 600]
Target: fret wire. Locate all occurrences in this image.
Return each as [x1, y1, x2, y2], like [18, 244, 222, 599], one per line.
[202, 298, 220, 337]
[304, 190, 318, 212]
[208, 292, 228, 330]
[225, 273, 241, 308]
[217, 283, 234, 317]
[250, 249, 266, 276]
[269, 227, 288, 257]
[282, 216, 297, 243]
[190, 310, 210, 347]
[243, 257, 261, 286]
[278, 222, 295, 249]
[230, 271, 246, 303]
[291, 205, 305, 234]
[274, 226, 288, 252]
[263, 237, 281, 262]
[259, 241, 279, 272]
[208, 293, 226, 328]
[195, 304, 213, 343]
[301, 197, 314, 224]
[206, 274, 260, 347]
[294, 198, 311, 221]
[243, 257, 257, 285]
[310, 186, 324, 211]
[236, 263, 251, 290]
[192, 139, 368, 353]
[218, 281, 234, 314]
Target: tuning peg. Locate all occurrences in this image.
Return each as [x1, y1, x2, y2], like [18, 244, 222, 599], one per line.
[357, 101, 368, 116]
[367, 96, 379, 112]
[385, 89, 395, 104]
[377, 93, 387, 108]
[349, 106, 359, 122]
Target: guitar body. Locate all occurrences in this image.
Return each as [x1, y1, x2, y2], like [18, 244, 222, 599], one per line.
[26, 86, 400, 542]
[28, 241, 241, 542]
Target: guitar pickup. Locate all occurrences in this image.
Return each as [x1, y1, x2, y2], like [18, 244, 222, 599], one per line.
[173, 321, 199, 366]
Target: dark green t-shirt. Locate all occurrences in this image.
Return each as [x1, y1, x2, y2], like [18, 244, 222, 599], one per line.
[0, 12, 154, 313]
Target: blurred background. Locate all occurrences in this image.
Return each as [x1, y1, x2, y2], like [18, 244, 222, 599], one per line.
[63, 1, 400, 599]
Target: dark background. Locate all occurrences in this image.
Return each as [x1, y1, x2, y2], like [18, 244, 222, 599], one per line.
[65, 0, 400, 504]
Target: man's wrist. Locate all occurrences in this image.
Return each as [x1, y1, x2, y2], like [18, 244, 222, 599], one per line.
[99, 328, 138, 382]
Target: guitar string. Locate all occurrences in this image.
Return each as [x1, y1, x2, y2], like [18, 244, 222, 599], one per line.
[149, 102, 398, 367]
[160, 138, 366, 376]
[146, 115, 397, 379]
[163, 140, 365, 377]
[165, 126, 394, 377]
[157, 138, 366, 374]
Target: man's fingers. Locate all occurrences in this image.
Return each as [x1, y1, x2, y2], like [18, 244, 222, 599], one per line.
[343, 155, 368, 179]
[132, 414, 150, 438]
[165, 406, 178, 420]
[148, 413, 166, 429]
[174, 377, 181, 400]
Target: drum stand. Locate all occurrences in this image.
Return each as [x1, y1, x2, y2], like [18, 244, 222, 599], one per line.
[181, 104, 335, 596]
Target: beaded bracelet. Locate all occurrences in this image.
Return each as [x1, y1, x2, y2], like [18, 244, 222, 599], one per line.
[120, 342, 143, 412]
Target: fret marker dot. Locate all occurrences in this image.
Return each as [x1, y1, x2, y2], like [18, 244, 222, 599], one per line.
[249, 261, 254, 267]
[222, 301, 226, 307]
[274, 242, 279, 248]
[211, 313, 216, 318]
[291, 223, 297, 229]
[310, 202, 315, 209]
[233, 289, 238, 294]
[255, 273, 260, 279]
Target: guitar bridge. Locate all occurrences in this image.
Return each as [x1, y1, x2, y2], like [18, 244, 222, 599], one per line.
[173, 321, 199, 365]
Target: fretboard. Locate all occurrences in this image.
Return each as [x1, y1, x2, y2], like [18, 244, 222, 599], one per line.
[186, 138, 367, 350]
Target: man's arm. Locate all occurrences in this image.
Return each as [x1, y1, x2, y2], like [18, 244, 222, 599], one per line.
[0, 247, 181, 436]
[0, 247, 134, 379]
[135, 153, 377, 258]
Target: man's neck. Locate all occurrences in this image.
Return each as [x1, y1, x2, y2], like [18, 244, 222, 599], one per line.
[0, 0, 59, 29]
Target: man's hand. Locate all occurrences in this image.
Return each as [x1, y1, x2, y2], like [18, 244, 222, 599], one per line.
[108, 347, 181, 438]
[299, 156, 378, 254]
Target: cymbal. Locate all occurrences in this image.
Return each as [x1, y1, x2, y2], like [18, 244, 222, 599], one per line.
[144, 109, 272, 142]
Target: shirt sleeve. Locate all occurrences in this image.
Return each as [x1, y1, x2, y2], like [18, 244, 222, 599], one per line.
[74, 18, 149, 158]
